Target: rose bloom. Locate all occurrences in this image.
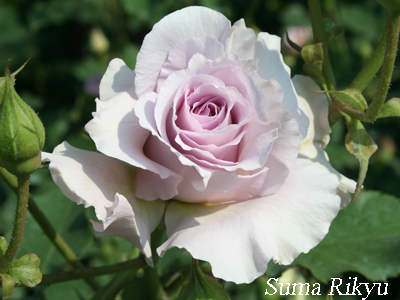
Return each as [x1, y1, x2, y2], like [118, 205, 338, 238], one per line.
[43, 7, 355, 284]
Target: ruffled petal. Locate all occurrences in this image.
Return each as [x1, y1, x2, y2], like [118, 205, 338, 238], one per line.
[255, 78, 303, 196]
[92, 193, 164, 267]
[41, 142, 165, 265]
[100, 58, 136, 101]
[156, 36, 225, 92]
[294, 75, 356, 208]
[85, 92, 182, 200]
[223, 19, 257, 58]
[135, 6, 231, 96]
[158, 158, 341, 284]
[253, 33, 309, 138]
[293, 75, 330, 147]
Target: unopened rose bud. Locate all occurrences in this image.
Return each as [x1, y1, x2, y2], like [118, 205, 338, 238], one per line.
[0, 63, 45, 176]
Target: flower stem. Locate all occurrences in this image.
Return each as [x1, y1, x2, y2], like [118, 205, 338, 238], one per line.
[322, 0, 350, 57]
[38, 257, 146, 286]
[144, 229, 168, 300]
[308, 0, 337, 92]
[0, 167, 100, 290]
[144, 266, 168, 300]
[0, 174, 30, 273]
[90, 270, 136, 300]
[365, 13, 400, 122]
[348, 23, 388, 91]
[28, 196, 101, 290]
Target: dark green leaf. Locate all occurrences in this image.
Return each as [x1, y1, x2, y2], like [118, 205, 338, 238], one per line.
[295, 190, 400, 282]
[178, 260, 231, 300]
[344, 115, 377, 201]
[378, 97, 400, 118]
[0, 273, 14, 300]
[0, 238, 6, 257]
[330, 89, 368, 113]
[8, 253, 42, 287]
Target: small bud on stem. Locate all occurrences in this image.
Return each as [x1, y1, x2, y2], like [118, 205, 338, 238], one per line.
[0, 63, 45, 176]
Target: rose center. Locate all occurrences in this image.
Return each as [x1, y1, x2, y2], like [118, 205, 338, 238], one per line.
[191, 97, 223, 117]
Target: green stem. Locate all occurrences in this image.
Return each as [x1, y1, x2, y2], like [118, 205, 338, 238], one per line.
[365, 13, 400, 121]
[322, 0, 351, 56]
[348, 23, 388, 91]
[0, 167, 101, 290]
[144, 267, 168, 300]
[0, 175, 30, 273]
[308, 0, 337, 91]
[144, 229, 168, 300]
[28, 197, 101, 290]
[90, 270, 136, 300]
[38, 257, 146, 286]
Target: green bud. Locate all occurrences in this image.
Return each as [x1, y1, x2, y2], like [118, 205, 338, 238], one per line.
[301, 43, 324, 81]
[0, 63, 45, 176]
[301, 43, 324, 66]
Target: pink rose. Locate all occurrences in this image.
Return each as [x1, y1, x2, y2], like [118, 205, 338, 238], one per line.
[43, 7, 355, 283]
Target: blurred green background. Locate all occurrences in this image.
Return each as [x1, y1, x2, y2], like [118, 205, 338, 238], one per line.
[1, 0, 400, 299]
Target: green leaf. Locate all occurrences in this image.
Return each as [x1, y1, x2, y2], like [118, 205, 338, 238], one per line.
[178, 260, 231, 300]
[330, 89, 368, 113]
[344, 115, 377, 201]
[0, 273, 14, 300]
[0, 238, 6, 258]
[295, 190, 400, 282]
[8, 253, 42, 287]
[378, 97, 400, 118]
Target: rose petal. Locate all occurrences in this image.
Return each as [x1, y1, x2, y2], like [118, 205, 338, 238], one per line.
[293, 75, 330, 147]
[91, 193, 164, 267]
[253, 33, 309, 138]
[158, 158, 341, 284]
[294, 75, 356, 208]
[224, 19, 257, 58]
[254, 78, 303, 196]
[135, 6, 231, 96]
[85, 92, 182, 200]
[100, 58, 136, 101]
[156, 36, 225, 92]
[41, 142, 165, 265]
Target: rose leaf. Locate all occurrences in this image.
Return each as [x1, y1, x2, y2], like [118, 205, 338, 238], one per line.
[295, 190, 400, 282]
[8, 254, 42, 287]
[0, 273, 14, 300]
[378, 98, 400, 118]
[330, 89, 368, 113]
[178, 260, 231, 300]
